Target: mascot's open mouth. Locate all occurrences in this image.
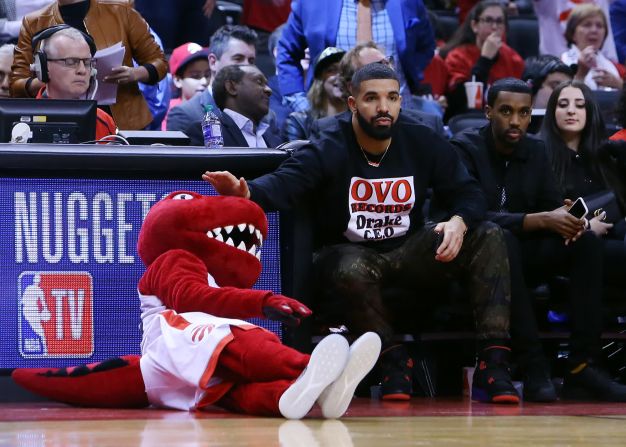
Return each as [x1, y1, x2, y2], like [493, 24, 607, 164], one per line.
[206, 223, 263, 259]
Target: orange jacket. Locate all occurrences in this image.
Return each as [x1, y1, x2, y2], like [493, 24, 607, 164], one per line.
[10, 0, 167, 130]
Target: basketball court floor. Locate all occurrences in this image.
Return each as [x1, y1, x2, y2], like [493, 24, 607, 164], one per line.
[2, 398, 626, 446]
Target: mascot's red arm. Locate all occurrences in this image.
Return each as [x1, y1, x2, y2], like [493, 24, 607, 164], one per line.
[139, 249, 274, 319]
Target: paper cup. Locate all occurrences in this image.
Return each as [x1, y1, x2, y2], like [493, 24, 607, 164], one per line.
[464, 81, 484, 109]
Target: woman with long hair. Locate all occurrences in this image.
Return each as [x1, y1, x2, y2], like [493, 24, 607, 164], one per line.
[541, 80, 626, 285]
[441, 0, 524, 117]
[283, 47, 347, 141]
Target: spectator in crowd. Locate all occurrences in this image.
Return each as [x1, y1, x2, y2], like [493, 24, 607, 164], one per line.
[452, 77, 626, 402]
[133, 0, 212, 51]
[541, 81, 626, 274]
[184, 65, 282, 148]
[610, 0, 626, 64]
[203, 63, 520, 405]
[533, 0, 618, 61]
[33, 26, 116, 140]
[441, 0, 524, 118]
[167, 25, 258, 132]
[267, 24, 294, 133]
[277, 0, 436, 113]
[522, 55, 573, 109]
[0, 43, 13, 98]
[338, 41, 447, 137]
[284, 47, 348, 141]
[561, 4, 625, 91]
[0, 0, 53, 45]
[10, 0, 168, 130]
[162, 42, 210, 131]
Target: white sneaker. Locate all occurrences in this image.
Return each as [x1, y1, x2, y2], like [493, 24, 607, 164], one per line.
[279, 334, 349, 419]
[317, 332, 382, 419]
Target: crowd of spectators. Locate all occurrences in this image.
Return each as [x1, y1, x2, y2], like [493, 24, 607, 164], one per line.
[3, 0, 626, 405]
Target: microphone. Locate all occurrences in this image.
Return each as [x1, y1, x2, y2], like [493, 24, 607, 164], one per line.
[87, 68, 99, 100]
[11, 123, 33, 143]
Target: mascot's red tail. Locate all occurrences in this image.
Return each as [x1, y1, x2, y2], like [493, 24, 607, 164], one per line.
[11, 355, 149, 408]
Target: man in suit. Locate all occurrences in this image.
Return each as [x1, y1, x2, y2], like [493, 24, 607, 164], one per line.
[278, 0, 435, 113]
[184, 64, 283, 147]
[167, 25, 258, 133]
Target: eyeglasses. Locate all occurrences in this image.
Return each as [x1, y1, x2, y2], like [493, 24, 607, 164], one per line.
[478, 17, 505, 26]
[48, 57, 95, 70]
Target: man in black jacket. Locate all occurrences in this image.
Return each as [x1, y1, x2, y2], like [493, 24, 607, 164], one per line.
[451, 77, 626, 402]
[204, 63, 520, 404]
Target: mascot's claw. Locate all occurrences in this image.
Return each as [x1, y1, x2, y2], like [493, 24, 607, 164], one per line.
[263, 295, 312, 327]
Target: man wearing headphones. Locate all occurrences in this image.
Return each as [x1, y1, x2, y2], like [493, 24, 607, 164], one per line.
[33, 26, 116, 140]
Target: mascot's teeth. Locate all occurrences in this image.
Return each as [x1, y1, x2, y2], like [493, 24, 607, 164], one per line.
[238, 223, 247, 232]
[247, 245, 256, 255]
[255, 229, 262, 242]
[248, 224, 254, 233]
[226, 238, 235, 247]
[224, 225, 234, 234]
[215, 233, 224, 242]
[206, 231, 214, 238]
[237, 241, 246, 251]
[255, 250, 261, 260]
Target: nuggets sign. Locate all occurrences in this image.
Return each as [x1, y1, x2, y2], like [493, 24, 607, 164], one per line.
[18, 271, 94, 358]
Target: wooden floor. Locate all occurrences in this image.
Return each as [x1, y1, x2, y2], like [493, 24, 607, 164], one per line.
[2, 398, 626, 446]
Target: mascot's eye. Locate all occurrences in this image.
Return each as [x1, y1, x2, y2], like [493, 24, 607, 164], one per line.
[172, 193, 195, 200]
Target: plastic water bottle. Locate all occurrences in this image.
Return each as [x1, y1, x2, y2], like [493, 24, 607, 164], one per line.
[201, 105, 224, 148]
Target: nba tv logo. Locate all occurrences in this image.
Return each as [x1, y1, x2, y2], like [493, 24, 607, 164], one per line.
[18, 272, 94, 358]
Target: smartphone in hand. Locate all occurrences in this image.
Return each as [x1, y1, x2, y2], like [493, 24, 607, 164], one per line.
[568, 197, 589, 219]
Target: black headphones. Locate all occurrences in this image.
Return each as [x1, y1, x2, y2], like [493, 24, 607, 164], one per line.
[30, 24, 97, 83]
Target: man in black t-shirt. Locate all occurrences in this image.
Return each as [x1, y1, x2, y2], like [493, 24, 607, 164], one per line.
[204, 64, 519, 404]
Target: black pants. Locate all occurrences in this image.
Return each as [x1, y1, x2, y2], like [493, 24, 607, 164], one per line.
[505, 230, 604, 366]
[603, 237, 626, 287]
[311, 222, 511, 347]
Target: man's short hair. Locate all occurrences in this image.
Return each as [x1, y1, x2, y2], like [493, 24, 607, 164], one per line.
[350, 63, 399, 95]
[208, 25, 258, 59]
[487, 77, 532, 107]
[522, 55, 573, 97]
[339, 41, 382, 87]
[42, 27, 93, 59]
[212, 64, 247, 110]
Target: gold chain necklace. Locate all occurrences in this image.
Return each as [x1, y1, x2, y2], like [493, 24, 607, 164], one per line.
[359, 141, 391, 168]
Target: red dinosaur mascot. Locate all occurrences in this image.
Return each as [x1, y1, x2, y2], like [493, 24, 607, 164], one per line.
[12, 191, 381, 419]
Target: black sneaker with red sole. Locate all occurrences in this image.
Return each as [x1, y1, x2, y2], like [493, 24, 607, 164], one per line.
[379, 344, 413, 401]
[472, 346, 520, 404]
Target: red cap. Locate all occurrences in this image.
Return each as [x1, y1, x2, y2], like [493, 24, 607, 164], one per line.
[169, 42, 208, 77]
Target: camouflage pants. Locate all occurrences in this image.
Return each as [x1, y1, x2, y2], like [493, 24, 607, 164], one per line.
[312, 222, 511, 345]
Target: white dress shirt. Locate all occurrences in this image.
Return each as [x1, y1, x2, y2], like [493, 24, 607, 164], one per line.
[223, 108, 269, 148]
